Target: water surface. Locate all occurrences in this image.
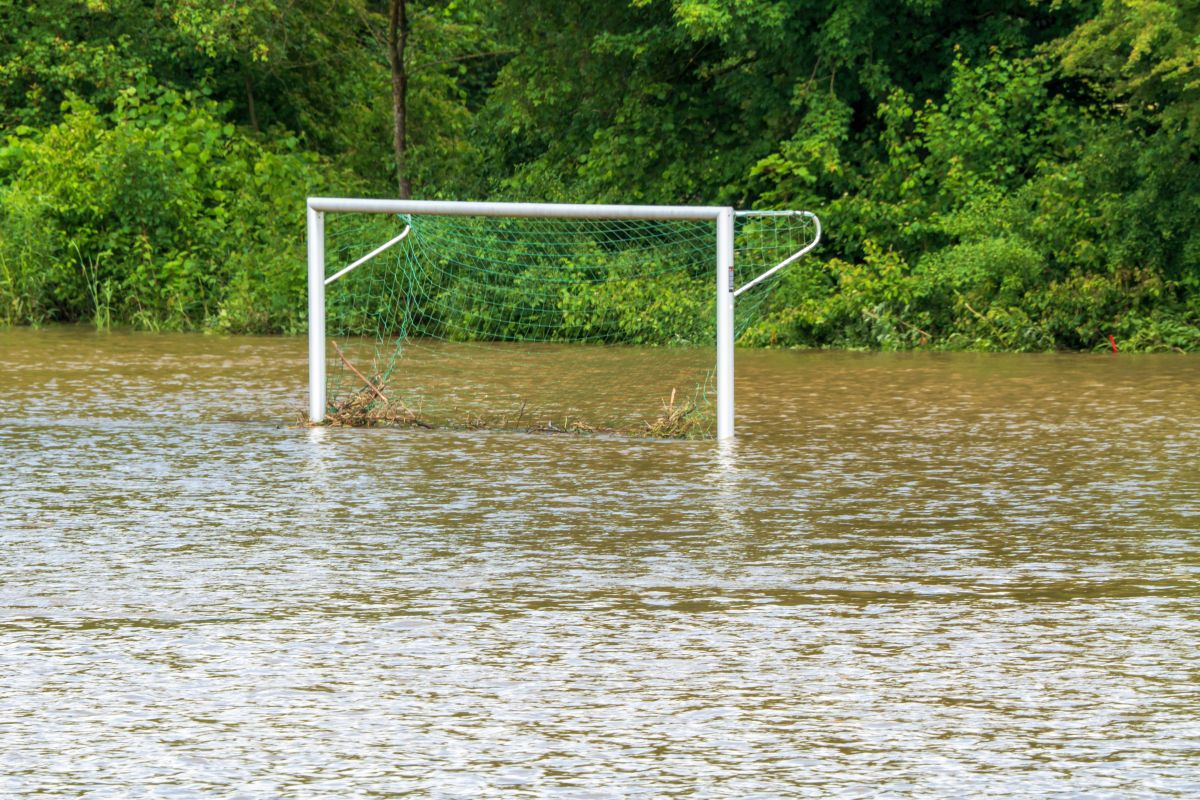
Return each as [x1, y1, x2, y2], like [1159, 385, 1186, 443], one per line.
[1, 327, 1198, 798]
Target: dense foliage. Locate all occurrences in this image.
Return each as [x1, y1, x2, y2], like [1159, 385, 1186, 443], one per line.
[1, 0, 1197, 350]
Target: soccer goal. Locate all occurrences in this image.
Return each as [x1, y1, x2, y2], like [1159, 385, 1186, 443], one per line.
[306, 198, 820, 439]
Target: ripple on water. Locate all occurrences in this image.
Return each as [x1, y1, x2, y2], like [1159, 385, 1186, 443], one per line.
[1, 329, 1198, 797]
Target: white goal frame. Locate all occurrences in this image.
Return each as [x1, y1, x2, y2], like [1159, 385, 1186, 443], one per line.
[307, 198, 820, 439]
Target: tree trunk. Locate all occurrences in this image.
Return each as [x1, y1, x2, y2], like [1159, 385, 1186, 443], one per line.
[387, 0, 411, 199]
[244, 71, 259, 133]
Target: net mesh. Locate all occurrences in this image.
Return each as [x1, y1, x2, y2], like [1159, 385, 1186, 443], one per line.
[321, 210, 817, 436]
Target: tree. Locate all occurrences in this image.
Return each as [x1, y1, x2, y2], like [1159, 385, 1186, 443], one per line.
[387, 0, 412, 198]
[353, 0, 502, 198]
[1057, 0, 1200, 140]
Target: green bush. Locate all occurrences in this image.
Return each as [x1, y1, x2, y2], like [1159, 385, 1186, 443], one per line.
[0, 86, 354, 332]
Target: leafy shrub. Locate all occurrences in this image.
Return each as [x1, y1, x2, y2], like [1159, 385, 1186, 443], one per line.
[0, 86, 355, 331]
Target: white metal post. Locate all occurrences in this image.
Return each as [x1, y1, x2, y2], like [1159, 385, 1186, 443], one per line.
[307, 203, 326, 422]
[716, 208, 735, 440]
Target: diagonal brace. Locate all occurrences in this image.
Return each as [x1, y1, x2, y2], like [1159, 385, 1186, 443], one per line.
[324, 225, 412, 286]
[732, 211, 821, 297]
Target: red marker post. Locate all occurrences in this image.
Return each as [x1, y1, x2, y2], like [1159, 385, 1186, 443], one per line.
[1109, 334, 1118, 354]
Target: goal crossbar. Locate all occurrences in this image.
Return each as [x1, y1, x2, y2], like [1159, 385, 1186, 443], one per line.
[306, 197, 820, 439]
[307, 197, 728, 220]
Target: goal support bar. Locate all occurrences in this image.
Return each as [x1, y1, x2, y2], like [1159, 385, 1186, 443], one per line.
[306, 198, 819, 439]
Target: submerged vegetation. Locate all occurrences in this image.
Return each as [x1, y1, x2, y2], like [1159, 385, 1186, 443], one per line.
[0, 1, 1197, 351]
[321, 336, 710, 436]
[319, 340, 709, 436]
[318, 382, 709, 439]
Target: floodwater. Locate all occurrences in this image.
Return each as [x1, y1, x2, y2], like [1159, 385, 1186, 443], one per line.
[1, 326, 1198, 798]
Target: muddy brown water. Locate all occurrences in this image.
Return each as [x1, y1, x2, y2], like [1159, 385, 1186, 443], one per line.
[1, 326, 1198, 798]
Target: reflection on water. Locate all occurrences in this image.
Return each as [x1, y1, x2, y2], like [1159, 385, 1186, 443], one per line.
[1, 327, 1198, 797]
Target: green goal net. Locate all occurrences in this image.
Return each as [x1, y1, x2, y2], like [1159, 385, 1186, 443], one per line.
[317, 207, 818, 437]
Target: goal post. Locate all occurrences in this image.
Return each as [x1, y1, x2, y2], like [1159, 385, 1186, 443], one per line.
[715, 206, 735, 441]
[305, 197, 820, 439]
